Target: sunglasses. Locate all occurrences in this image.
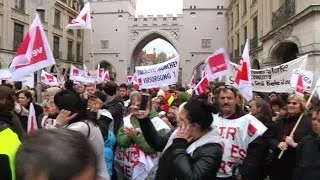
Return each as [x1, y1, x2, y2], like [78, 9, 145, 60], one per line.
[216, 85, 237, 94]
[288, 102, 298, 105]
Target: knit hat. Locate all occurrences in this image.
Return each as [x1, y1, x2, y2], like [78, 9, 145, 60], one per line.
[157, 89, 165, 97]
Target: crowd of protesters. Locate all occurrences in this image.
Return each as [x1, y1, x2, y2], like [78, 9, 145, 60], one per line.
[0, 79, 320, 180]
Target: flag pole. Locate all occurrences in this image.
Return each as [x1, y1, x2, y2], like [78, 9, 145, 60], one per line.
[35, 8, 44, 102]
[278, 85, 317, 159]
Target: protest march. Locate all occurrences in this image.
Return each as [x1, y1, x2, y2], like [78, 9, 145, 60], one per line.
[1, 1, 320, 180]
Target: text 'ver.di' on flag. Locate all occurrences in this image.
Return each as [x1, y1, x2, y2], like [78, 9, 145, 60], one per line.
[9, 14, 56, 81]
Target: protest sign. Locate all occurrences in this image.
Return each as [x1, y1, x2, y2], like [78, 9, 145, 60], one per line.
[135, 56, 179, 89]
[226, 55, 308, 93]
[0, 69, 34, 88]
[290, 69, 314, 91]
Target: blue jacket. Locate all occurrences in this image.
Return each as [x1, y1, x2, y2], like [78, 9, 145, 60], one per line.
[104, 131, 116, 177]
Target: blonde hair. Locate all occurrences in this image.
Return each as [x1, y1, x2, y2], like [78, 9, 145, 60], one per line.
[288, 94, 306, 113]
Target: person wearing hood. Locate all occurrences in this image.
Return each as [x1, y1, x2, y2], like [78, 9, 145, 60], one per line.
[136, 99, 223, 180]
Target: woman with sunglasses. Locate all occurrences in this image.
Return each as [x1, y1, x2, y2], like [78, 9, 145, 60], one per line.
[268, 94, 312, 180]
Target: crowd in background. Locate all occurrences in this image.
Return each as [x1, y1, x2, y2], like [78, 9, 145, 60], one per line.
[0, 79, 320, 180]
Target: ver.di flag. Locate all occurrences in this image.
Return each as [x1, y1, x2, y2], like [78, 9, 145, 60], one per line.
[41, 70, 59, 87]
[9, 14, 55, 81]
[27, 103, 38, 133]
[204, 48, 231, 81]
[66, 2, 91, 29]
[194, 76, 209, 95]
[233, 39, 253, 101]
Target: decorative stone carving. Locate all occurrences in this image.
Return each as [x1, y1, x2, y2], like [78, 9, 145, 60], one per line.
[273, 25, 293, 43]
[171, 31, 179, 39]
[131, 31, 139, 40]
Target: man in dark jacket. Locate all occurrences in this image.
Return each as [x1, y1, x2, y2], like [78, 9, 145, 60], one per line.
[103, 82, 124, 134]
[0, 85, 22, 180]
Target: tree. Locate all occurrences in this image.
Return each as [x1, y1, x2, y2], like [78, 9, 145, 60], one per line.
[155, 52, 168, 64]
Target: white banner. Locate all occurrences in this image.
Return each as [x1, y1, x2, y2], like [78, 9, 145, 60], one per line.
[135, 56, 180, 89]
[0, 69, 34, 88]
[226, 55, 308, 93]
[290, 69, 314, 90]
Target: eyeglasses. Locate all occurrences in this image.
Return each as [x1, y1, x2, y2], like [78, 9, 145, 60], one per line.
[288, 102, 298, 105]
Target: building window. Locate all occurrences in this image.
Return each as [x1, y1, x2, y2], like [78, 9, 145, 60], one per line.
[201, 39, 212, 48]
[68, 41, 73, 61]
[253, 16, 258, 38]
[231, 12, 234, 26]
[54, 10, 61, 27]
[13, 23, 24, 51]
[76, 43, 81, 62]
[53, 36, 60, 59]
[236, 33, 240, 55]
[101, 40, 109, 49]
[68, 17, 74, 34]
[14, 0, 25, 11]
[77, 30, 81, 37]
[243, 0, 247, 15]
[38, 10, 45, 22]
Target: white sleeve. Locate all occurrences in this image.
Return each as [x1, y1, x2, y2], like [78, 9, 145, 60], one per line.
[66, 122, 90, 137]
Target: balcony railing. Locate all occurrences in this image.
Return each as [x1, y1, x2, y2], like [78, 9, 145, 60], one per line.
[272, 0, 295, 28]
[250, 37, 258, 50]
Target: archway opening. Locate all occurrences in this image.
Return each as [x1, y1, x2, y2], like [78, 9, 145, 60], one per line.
[252, 59, 260, 69]
[272, 42, 299, 63]
[99, 60, 116, 80]
[131, 32, 179, 84]
[131, 34, 178, 68]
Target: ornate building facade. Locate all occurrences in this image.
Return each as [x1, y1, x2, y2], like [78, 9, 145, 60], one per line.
[226, 0, 320, 76]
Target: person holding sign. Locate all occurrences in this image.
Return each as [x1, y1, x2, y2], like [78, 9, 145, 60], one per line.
[136, 99, 224, 180]
[268, 94, 312, 180]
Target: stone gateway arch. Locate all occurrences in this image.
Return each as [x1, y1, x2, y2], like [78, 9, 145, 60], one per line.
[83, 0, 230, 85]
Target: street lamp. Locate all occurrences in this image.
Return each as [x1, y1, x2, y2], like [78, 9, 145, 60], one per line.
[29, 0, 56, 102]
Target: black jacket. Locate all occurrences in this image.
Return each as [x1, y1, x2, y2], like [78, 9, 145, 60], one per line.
[139, 117, 223, 180]
[294, 133, 320, 180]
[104, 97, 123, 134]
[240, 116, 274, 180]
[268, 114, 312, 179]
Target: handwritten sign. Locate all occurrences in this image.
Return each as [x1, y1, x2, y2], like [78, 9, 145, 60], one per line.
[226, 55, 308, 93]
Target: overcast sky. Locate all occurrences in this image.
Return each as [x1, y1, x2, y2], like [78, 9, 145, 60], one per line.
[136, 0, 182, 56]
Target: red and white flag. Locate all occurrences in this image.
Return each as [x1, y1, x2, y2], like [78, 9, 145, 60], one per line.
[295, 74, 304, 96]
[194, 76, 209, 95]
[233, 39, 253, 101]
[66, 2, 91, 29]
[41, 70, 59, 87]
[83, 64, 91, 77]
[9, 14, 55, 81]
[189, 75, 196, 87]
[201, 66, 206, 78]
[205, 48, 231, 80]
[27, 103, 38, 133]
[104, 70, 110, 81]
[97, 63, 105, 82]
[127, 75, 133, 83]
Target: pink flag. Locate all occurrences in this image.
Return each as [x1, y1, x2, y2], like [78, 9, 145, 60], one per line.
[83, 64, 91, 77]
[189, 75, 196, 87]
[97, 63, 105, 81]
[233, 39, 253, 101]
[27, 103, 38, 133]
[104, 70, 110, 81]
[295, 74, 304, 96]
[9, 14, 55, 81]
[205, 48, 231, 80]
[127, 75, 133, 83]
[41, 70, 59, 86]
[194, 76, 209, 95]
[66, 2, 91, 29]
